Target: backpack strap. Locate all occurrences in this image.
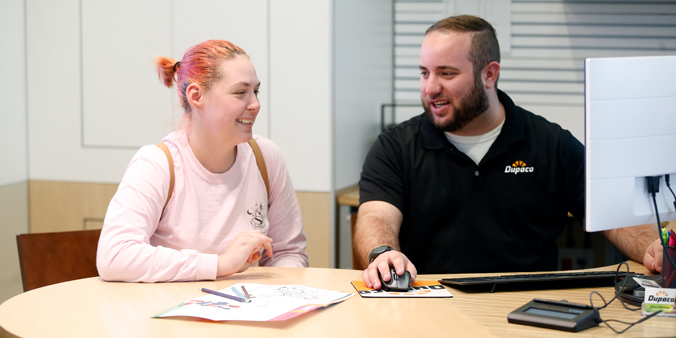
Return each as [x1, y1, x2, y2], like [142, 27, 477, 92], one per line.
[155, 139, 269, 219]
[248, 138, 270, 198]
[155, 142, 174, 219]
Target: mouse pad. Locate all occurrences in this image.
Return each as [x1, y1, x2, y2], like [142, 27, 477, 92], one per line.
[351, 280, 453, 298]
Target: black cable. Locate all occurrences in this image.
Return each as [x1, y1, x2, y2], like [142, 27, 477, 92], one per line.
[588, 262, 662, 334]
[599, 312, 662, 334]
[649, 176, 663, 241]
[666, 174, 676, 210]
[649, 176, 676, 276]
[580, 176, 674, 333]
[589, 263, 638, 311]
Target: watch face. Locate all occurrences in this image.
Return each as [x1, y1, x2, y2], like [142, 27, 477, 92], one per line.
[369, 246, 393, 262]
[373, 246, 390, 254]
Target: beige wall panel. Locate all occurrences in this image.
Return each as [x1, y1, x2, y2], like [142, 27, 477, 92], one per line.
[0, 182, 29, 303]
[296, 191, 331, 268]
[27, 181, 332, 267]
[84, 218, 105, 230]
[28, 181, 118, 233]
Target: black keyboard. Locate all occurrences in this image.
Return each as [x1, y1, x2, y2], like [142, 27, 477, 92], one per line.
[439, 270, 640, 292]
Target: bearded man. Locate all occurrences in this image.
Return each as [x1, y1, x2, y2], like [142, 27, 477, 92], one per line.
[354, 15, 662, 289]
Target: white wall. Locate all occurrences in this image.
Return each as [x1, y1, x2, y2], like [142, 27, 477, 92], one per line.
[173, 0, 270, 139]
[0, 0, 29, 305]
[26, 0, 272, 184]
[269, 0, 334, 192]
[334, 0, 393, 191]
[23, 0, 363, 193]
[23, 0, 394, 192]
[81, 0, 174, 148]
[26, 0, 136, 183]
[1, 0, 28, 186]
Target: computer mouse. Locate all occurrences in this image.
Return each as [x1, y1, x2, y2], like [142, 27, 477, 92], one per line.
[379, 267, 411, 292]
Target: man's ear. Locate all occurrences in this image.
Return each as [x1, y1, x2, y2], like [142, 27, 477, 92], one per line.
[186, 83, 203, 110]
[483, 61, 500, 89]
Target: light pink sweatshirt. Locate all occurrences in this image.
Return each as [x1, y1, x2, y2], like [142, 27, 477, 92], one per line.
[97, 131, 308, 282]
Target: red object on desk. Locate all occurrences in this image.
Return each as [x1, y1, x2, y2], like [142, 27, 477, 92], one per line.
[669, 231, 675, 247]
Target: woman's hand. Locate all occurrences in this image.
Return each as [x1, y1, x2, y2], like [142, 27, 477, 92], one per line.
[217, 230, 273, 276]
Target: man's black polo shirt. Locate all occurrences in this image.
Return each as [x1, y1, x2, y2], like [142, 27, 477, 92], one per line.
[359, 90, 585, 274]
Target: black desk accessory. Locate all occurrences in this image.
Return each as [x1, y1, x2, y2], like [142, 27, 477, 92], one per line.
[439, 270, 639, 293]
[507, 298, 601, 332]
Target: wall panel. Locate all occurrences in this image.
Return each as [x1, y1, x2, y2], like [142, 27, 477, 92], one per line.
[26, 0, 137, 183]
[334, 0, 393, 191]
[27, 0, 271, 184]
[0, 0, 27, 186]
[269, 0, 333, 192]
[28, 181, 118, 233]
[81, 0, 174, 148]
[0, 182, 29, 304]
[296, 191, 332, 268]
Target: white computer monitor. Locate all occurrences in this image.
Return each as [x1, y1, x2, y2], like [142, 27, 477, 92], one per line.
[584, 54, 676, 232]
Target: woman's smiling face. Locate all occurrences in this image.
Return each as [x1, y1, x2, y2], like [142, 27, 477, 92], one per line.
[195, 54, 261, 145]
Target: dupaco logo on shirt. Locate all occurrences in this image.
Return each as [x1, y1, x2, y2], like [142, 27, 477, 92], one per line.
[505, 160, 534, 175]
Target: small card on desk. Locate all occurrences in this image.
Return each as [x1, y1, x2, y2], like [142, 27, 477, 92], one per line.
[351, 280, 453, 298]
[642, 287, 676, 318]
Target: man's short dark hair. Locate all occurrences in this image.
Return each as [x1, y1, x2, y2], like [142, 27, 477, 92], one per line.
[426, 15, 500, 81]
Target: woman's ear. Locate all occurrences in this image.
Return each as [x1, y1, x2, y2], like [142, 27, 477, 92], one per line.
[483, 61, 500, 89]
[186, 83, 203, 110]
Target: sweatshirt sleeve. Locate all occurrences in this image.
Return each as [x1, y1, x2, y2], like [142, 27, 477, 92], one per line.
[255, 137, 309, 268]
[96, 145, 218, 282]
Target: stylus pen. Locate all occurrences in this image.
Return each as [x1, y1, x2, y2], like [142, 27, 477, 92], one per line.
[200, 288, 245, 303]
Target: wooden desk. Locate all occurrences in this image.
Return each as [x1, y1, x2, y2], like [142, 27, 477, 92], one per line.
[336, 185, 359, 208]
[1, 263, 674, 337]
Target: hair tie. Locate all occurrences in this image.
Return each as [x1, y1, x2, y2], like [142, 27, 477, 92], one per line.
[173, 61, 181, 72]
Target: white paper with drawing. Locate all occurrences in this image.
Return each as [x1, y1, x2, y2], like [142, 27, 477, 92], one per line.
[154, 283, 355, 321]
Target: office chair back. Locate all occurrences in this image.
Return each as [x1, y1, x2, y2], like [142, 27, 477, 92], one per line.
[16, 228, 102, 292]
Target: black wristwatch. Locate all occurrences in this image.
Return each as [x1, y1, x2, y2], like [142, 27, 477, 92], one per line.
[369, 245, 394, 263]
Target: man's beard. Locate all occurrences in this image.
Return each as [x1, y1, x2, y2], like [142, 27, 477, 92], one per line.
[423, 74, 490, 132]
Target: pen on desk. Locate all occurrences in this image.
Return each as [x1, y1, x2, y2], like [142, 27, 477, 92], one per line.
[241, 286, 252, 301]
[200, 288, 245, 303]
[231, 286, 250, 303]
[669, 231, 675, 247]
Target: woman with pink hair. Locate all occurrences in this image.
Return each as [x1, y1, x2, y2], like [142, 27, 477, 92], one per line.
[97, 40, 308, 282]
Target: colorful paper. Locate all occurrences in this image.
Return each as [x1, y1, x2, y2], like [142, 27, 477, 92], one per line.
[155, 283, 355, 321]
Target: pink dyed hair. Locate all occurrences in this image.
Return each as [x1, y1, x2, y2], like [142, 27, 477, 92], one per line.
[154, 39, 248, 113]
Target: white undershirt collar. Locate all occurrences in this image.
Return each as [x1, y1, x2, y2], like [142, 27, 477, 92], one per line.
[444, 118, 506, 165]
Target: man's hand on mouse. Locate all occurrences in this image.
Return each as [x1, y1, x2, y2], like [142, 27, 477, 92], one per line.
[363, 250, 417, 289]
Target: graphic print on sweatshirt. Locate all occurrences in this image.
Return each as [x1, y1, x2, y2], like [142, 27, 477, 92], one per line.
[247, 203, 267, 232]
